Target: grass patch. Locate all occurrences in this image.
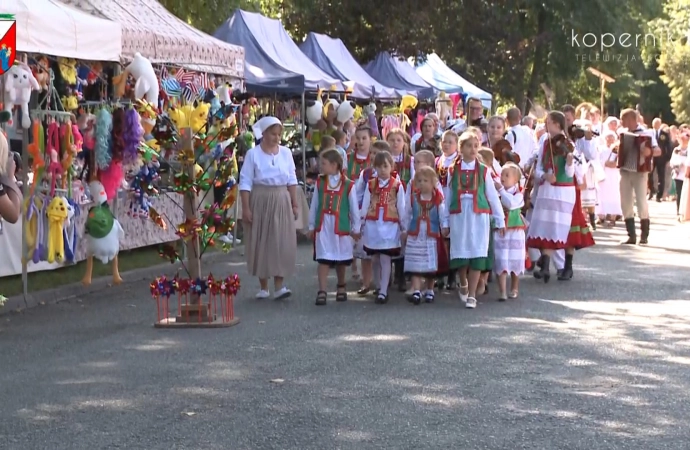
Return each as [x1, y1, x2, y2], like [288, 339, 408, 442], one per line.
[1, 242, 221, 297]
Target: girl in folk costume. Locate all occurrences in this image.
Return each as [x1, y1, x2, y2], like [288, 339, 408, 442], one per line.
[526, 111, 576, 283]
[436, 131, 461, 289]
[494, 163, 527, 300]
[595, 131, 622, 227]
[670, 131, 689, 219]
[404, 166, 450, 305]
[405, 150, 449, 296]
[360, 151, 407, 304]
[476, 148, 503, 296]
[387, 128, 415, 187]
[308, 150, 362, 306]
[486, 116, 509, 175]
[446, 132, 506, 309]
[354, 141, 387, 293]
[348, 126, 374, 283]
[387, 128, 414, 291]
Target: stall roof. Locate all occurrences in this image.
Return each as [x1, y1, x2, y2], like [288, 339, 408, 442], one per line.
[299, 33, 400, 99]
[364, 52, 436, 99]
[212, 10, 305, 94]
[412, 54, 492, 108]
[6, 0, 122, 61]
[214, 10, 343, 92]
[62, 0, 244, 77]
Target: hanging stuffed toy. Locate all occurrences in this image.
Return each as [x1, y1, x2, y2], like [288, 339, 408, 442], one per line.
[336, 99, 356, 124]
[63, 200, 79, 263]
[364, 102, 379, 139]
[46, 196, 69, 264]
[4, 64, 41, 129]
[82, 180, 124, 286]
[113, 53, 159, 110]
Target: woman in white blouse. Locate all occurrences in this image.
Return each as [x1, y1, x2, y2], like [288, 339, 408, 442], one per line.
[239, 117, 299, 299]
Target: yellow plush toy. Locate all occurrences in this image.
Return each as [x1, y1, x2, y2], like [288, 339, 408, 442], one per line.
[57, 58, 77, 85]
[190, 102, 210, 132]
[46, 196, 69, 263]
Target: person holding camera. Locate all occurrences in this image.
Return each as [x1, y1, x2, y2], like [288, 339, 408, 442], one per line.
[0, 131, 22, 224]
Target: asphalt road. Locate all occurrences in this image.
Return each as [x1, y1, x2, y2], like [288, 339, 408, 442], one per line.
[1, 201, 689, 450]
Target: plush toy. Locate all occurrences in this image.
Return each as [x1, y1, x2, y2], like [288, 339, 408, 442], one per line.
[364, 102, 379, 139]
[57, 58, 78, 85]
[4, 64, 41, 129]
[168, 104, 195, 130]
[82, 180, 124, 286]
[336, 98, 356, 124]
[113, 53, 159, 110]
[32, 56, 50, 91]
[191, 102, 210, 132]
[63, 200, 79, 263]
[306, 88, 324, 125]
[46, 196, 69, 264]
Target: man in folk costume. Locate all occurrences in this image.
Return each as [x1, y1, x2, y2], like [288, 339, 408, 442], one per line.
[649, 117, 673, 202]
[618, 108, 660, 245]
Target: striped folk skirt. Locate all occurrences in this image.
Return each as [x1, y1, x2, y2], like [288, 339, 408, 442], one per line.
[245, 185, 297, 279]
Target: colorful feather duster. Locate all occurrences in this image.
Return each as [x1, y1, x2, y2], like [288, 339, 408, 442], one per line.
[94, 109, 112, 170]
[123, 108, 143, 164]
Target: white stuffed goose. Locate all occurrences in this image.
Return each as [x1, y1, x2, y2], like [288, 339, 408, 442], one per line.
[81, 180, 124, 286]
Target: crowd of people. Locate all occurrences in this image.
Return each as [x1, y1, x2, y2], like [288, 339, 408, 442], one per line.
[238, 98, 689, 307]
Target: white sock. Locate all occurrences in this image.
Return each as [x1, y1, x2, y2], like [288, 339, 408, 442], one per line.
[379, 254, 392, 296]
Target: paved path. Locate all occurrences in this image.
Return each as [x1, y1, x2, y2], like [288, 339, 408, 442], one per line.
[1, 202, 689, 450]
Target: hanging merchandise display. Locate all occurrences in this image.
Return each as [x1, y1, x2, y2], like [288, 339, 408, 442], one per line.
[113, 53, 159, 111]
[4, 63, 41, 129]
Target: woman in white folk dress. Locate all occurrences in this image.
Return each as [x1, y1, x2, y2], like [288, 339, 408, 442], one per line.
[526, 111, 576, 282]
[239, 117, 299, 300]
[596, 131, 622, 227]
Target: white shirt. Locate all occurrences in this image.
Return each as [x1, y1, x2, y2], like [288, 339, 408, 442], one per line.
[239, 145, 298, 191]
[670, 147, 688, 180]
[505, 124, 537, 164]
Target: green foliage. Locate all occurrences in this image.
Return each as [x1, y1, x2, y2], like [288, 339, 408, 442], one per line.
[650, 0, 690, 123]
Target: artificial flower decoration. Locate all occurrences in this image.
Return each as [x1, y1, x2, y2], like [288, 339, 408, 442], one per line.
[158, 244, 180, 263]
[148, 207, 167, 230]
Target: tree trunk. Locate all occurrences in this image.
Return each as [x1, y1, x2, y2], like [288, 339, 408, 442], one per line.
[523, 6, 547, 115]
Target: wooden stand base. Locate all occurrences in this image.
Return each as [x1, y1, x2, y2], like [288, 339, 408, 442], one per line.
[154, 317, 240, 329]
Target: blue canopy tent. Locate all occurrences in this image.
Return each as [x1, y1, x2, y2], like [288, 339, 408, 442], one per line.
[299, 33, 400, 99]
[214, 10, 342, 93]
[364, 52, 436, 99]
[412, 54, 492, 109]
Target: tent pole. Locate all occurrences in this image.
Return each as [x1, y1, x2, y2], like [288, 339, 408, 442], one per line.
[301, 91, 307, 185]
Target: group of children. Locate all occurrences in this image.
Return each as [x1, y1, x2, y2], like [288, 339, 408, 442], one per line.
[307, 124, 529, 309]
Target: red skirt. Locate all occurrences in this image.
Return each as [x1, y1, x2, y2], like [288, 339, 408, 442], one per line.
[436, 238, 450, 276]
[566, 186, 595, 249]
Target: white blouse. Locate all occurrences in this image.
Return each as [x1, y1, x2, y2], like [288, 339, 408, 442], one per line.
[239, 145, 298, 191]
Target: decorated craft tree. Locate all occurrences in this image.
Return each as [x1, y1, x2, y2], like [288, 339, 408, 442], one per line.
[140, 86, 241, 328]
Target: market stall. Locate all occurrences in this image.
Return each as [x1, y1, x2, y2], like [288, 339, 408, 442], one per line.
[412, 53, 492, 109]
[63, 0, 245, 79]
[7, 0, 122, 62]
[214, 10, 342, 91]
[299, 32, 400, 99]
[364, 52, 436, 100]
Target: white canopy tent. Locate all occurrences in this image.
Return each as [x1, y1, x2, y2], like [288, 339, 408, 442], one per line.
[6, 0, 122, 61]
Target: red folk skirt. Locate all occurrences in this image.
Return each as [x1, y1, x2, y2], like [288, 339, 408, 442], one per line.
[565, 183, 595, 250]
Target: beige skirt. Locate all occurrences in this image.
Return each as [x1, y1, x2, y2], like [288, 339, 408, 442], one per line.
[246, 185, 297, 278]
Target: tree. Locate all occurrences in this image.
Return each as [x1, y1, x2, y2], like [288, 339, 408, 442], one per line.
[651, 0, 690, 123]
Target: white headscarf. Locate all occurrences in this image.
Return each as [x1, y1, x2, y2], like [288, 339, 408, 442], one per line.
[252, 116, 282, 140]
